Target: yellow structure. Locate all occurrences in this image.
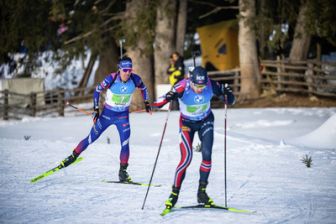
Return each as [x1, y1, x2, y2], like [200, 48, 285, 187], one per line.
[197, 20, 239, 71]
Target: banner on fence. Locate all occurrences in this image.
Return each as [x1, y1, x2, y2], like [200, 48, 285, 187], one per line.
[0, 78, 45, 107]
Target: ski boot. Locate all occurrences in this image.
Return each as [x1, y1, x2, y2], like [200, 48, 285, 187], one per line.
[197, 181, 214, 206]
[165, 186, 180, 209]
[119, 163, 132, 182]
[60, 151, 79, 168]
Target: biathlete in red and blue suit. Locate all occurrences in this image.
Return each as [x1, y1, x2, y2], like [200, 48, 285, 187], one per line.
[60, 56, 151, 182]
[152, 66, 235, 209]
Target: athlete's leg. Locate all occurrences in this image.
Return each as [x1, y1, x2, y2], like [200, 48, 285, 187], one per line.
[115, 112, 131, 181]
[198, 112, 214, 183]
[73, 108, 113, 155]
[61, 108, 114, 168]
[115, 113, 131, 165]
[165, 118, 195, 208]
[173, 117, 195, 188]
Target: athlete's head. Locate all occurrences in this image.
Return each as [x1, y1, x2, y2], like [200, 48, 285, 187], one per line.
[190, 66, 208, 93]
[118, 56, 132, 82]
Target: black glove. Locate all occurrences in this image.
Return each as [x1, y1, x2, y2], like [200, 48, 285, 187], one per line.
[144, 101, 152, 113]
[221, 83, 232, 94]
[92, 107, 99, 123]
[221, 83, 235, 105]
[165, 91, 176, 101]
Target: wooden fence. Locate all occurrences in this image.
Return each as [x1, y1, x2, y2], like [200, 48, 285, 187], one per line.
[260, 59, 336, 97]
[207, 59, 336, 98]
[0, 86, 96, 120]
[208, 68, 241, 95]
[1, 59, 335, 120]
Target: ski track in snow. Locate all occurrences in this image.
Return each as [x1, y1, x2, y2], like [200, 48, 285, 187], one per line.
[0, 108, 336, 224]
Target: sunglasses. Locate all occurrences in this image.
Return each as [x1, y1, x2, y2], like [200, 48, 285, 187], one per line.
[193, 83, 206, 90]
[122, 68, 132, 73]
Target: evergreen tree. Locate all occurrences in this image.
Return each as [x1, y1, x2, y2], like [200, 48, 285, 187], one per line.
[0, 0, 124, 76]
[255, 0, 336, 59]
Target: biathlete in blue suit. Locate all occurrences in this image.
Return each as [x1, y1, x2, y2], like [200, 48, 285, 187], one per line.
[61, 56, 151, 182]
[152, 66, 235, 209]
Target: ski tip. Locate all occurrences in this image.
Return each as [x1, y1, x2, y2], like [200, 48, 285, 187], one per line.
[102, 180, 161, 187]
[75, 157, 84, 162]
[30, 157, 83, 184]
[227, 207, 256, 214]
[160, 208, 171, 216]
[30, 178, 38, 183]
[178, 204, 255, 214]
[30, 175, 44, 183]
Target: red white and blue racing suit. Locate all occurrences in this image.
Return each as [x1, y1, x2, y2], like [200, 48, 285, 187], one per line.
[153, 78, 235, 188]
[73, 72, 149, 165]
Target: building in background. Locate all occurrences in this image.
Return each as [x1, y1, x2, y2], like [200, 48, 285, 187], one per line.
[197, 20, 239, 71]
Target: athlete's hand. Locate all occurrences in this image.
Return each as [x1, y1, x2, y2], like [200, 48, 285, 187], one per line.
[92, 107, 99, 123]
[144, 101, 152, 113]
[221, 83, 232, 95]
[221, 83, 235, 105]
[165, 91, 176, 101]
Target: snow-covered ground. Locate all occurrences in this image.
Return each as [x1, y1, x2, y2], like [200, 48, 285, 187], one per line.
[0, 107, 336, 224]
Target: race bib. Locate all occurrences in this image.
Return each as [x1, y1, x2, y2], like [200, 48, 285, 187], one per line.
[186, 104, 208, 114]
[112, 94, 132, 105]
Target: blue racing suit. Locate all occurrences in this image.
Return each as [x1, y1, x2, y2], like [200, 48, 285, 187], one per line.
[73, 72, 149, 165]
[153, 78, 234, 188]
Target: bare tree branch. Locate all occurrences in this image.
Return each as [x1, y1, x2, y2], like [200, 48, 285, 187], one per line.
[199, 6, 238, 19]
[65, 30, 95, 45]
[64, 14, 123, 45]
[98, 0, 117, 14]
[189, 0, 238, 19]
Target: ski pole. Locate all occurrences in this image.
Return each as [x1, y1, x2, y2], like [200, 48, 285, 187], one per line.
[67, 101, 151, 115]
[66, 101, 92, 116]
[119, 38, 125, 59]
[131, 109, 146, 113]
[191, 50, 200, 67]
[224, 96, 228, 208]
[141, 102, 172, 210]
[192, 52, 196, 67]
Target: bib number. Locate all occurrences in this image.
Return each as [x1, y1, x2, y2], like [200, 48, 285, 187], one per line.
[112, 94, 131, 105]
[186, 104, 208, 114]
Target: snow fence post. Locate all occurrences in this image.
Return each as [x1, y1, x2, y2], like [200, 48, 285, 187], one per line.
[233, 69, 239, 94]
[30, 92, 37, 117]
[306, 62, 314, 95]
[58, 90, 64, 117]
[3, 89, 9, 120]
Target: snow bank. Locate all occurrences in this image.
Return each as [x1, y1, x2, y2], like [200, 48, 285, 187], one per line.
[234, 119, 294, 129]
[286, 113, 336, 150]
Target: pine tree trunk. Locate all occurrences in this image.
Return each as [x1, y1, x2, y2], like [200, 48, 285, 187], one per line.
[77, 52, 98, 96]
[154, 0, 176, 85]
[238, 0, 260, 100]
[289, 1, 311, 61]
[94, 40, 119, 85]
[124, 0, 155, 110]
[127, 42, 154, 110]
[258, 0, 267, 58]
[176, 0, 187, 54]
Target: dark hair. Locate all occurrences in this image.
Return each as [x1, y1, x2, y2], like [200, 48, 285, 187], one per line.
[170, 51, 181, 58]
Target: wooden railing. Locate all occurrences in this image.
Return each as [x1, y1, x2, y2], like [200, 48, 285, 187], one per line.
[207, 60, 336, 98]
[1, 59, 335, 120]
[260, 59, 336, 97]
[0, 86, 97, 120]
[208, 68, 241, 95]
